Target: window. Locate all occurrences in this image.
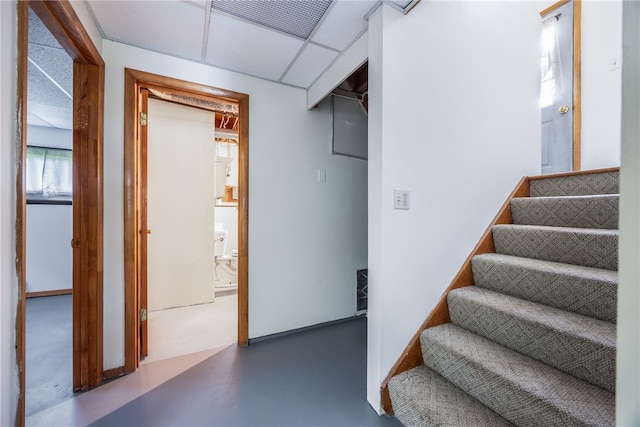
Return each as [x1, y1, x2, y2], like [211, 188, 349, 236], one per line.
[26, 146, 72, 203]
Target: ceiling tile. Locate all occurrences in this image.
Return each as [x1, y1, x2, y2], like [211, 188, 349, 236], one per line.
[281, 43, 338, 88]
[89, 1, 206, 61]
[28, 103, 72, 130]
[211, 0, 331, 39]
[28, 63, 72, 108]
[28, 8, 62, 49]
[29, 44, 73, 96]
[311, 0, 377, 51]
[206, 11, 304, 81]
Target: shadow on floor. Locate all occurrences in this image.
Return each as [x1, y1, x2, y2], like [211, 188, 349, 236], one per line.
[91, 317, 400, 427]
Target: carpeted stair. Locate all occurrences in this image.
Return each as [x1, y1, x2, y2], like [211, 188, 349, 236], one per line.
[388, 170, 618, 426]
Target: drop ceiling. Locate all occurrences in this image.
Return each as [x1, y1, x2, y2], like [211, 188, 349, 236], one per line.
[28, 0, 416, 130]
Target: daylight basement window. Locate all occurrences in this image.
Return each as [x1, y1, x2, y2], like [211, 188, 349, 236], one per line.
[26, 146, 72, 204]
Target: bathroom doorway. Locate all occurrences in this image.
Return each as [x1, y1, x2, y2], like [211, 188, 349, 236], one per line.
[140, 97, 239, 363]
[123, 69, 249, 373]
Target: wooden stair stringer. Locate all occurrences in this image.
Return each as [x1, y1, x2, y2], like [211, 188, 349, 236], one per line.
[379, 175, 531, 414]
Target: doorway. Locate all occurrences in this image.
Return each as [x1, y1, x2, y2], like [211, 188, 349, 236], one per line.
[16, 0, 104, 423]
[123, 69, 249, 373]
[141, 97, 238, 363]
[540, 0, 582, 173]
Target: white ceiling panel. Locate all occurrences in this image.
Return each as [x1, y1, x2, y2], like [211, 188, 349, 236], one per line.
[28, 103, 72, 130]
[206, 11, 304, 82]
[311, 0, 378, 51]
[89, 1, 206, 61]
[282, 43, 338, 88]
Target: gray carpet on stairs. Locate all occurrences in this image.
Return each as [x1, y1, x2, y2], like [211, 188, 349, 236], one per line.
[492, 224, 618, 271]
[421, 324, 615, 427]
[448, 286, 616, 392]
[510, 194, 618, 229]
[388, 170, 618, 427]
[472, 253, 617, 323]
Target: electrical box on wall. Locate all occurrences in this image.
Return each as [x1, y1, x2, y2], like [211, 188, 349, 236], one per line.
[394, 189, 410, 210]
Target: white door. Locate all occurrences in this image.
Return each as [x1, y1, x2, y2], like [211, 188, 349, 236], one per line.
[541, 1, 573, 174]
[147, 98, 216, 311]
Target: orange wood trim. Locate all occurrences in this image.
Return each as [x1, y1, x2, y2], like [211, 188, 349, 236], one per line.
[540, 0, 570, 17]
[102, 365, 126, 381]
[123, 68, 138, 373]
[28, 0, 103, 66]
[380, 176, 531, 414]
[26, 289, 72, 298]
[72, 61, 105, 391]
[139, 89, 149, 359]
[572, 0, 582, 171]
[16, 3, 29, 425]
[124, 69, 250, 370]
[528, 166, 620, 181]
[237, 95, 250, 347]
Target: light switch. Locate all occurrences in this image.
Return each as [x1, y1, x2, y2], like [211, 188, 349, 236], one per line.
[394, 189, 410, 210]
[318, 169, 326, 182]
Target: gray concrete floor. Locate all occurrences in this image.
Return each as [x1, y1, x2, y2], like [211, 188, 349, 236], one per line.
[26, 294, 74, 417]
[92, 317, 401, 427]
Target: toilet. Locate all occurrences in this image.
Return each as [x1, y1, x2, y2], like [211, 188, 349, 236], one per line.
[214, 227, 238, 295]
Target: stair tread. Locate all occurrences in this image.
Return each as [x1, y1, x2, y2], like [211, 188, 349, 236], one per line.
[511, 194, 618, 229]
[448, 286, 616, 392]
[472, 253, 617, 323]
[529, 171, 619, 197]
[388, 365, 514, 427]
[421, 324, 615, 426]
[492, 224, 618, 271]
[473, 253, 618, 282]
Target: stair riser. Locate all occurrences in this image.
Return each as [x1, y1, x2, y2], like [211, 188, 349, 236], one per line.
[448, 288, 616, 393]
[472, 255, 617, 323]
[421, 325, 615, 427]
[511, 196, 618, 229]
[529, 172, 619, 197]
[492, 225, 618, 271]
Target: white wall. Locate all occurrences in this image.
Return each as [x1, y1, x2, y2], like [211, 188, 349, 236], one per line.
[580, 0, 622, 169]
[617, 0, 640, 423]
[366, 2, 541, 412]
[102, 40, 368, 369]
[26, 125, 73, 294]
[0, 1, 18, 424]
[537, 0, 622, 169]
[26, 205, 72, 293]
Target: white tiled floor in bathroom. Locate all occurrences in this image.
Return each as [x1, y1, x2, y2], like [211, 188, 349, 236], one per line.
[143, 293, 238, 364]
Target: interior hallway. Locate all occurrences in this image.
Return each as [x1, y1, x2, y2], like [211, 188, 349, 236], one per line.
[29, 317, 400, 426]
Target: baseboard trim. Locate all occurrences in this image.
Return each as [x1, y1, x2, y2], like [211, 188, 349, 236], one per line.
[248, 313, 366, 345]
[103, 365, 126, 382]
[26, 289, 72, 298]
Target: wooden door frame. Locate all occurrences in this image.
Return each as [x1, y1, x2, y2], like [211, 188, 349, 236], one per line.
[123, 68, 249, 373]
[540, 0, 582, 171]
[16, 0, 104, 424]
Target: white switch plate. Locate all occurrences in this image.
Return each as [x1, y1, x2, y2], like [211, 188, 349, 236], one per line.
[318, 169, 326, 182]
[394, 189, 410, 210]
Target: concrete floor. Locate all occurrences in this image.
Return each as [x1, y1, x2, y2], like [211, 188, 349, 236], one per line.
[92, 317, 400, 427]
[26, 294, 73, 418]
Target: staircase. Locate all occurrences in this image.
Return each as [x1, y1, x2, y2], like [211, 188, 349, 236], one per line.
[387, 170, 618, 426]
